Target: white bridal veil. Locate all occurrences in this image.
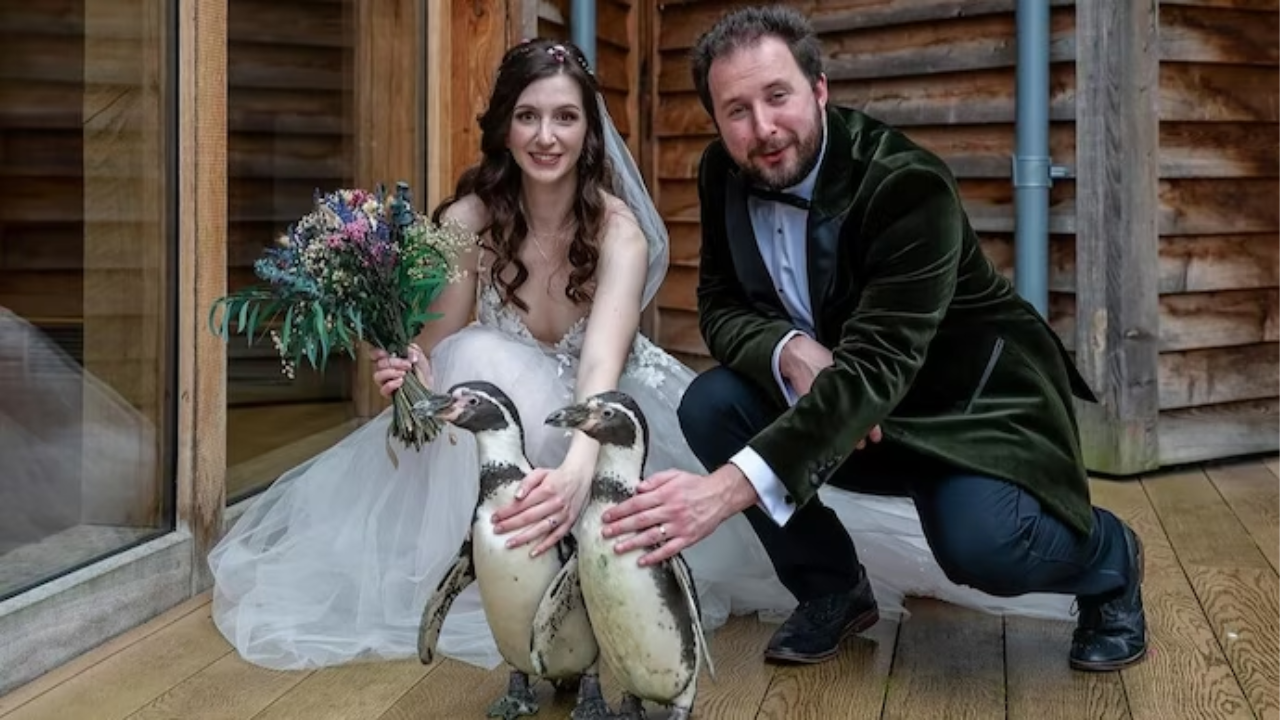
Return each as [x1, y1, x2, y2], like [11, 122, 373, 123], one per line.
[597, 94, 669, 311]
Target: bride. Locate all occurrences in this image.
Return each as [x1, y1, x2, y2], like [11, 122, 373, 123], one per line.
[207, 38, 1071, 672]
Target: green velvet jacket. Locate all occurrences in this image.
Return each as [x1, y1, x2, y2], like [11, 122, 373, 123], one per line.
[695, 104, 1099, 535]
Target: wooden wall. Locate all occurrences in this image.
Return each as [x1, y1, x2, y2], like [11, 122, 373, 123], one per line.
[1149, 0, 1278, 465]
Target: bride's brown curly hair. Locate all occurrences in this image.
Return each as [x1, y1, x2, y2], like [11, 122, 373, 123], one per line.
[432, 38, 612, 312]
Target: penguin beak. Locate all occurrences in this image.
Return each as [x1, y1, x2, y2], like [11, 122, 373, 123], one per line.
[411, 392, 457, 421]
[545, 403, 595, 431]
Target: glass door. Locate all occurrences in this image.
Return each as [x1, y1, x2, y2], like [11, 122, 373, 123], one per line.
[0, 0, 177, 601]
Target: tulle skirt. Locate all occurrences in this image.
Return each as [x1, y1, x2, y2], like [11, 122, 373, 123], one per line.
[207, 322, 1072, 671]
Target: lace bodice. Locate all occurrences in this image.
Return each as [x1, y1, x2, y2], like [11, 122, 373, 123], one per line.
[476, 282, 587, 358]
[473, 280, 682, 391]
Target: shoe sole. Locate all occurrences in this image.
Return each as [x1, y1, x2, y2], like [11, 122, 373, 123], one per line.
[1068, 646, 1148, 672]
[763, 607, 881, 665]
[1070, 529, 1148, 673]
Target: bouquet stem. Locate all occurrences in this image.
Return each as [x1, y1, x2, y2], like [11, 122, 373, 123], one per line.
[389, 371, 443, 450]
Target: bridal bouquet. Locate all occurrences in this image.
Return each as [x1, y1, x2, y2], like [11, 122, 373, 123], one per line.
[208, 182, 474, 450]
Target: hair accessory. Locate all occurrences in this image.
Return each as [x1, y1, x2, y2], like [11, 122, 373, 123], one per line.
[547, 44, 568, 63]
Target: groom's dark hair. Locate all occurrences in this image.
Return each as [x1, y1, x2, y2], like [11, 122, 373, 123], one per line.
[689, 5, 825, 117]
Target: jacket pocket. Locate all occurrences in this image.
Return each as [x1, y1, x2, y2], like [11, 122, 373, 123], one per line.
[963, 337, 1005, 414]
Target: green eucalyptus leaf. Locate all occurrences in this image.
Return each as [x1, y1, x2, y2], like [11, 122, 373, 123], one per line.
[282, 305, 295, 351]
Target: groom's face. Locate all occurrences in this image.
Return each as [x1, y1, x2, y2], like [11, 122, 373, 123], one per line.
[707, 36, 827, 191]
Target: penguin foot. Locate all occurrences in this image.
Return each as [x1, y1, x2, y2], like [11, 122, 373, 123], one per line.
[614, 693, 647, 720]
[486, 671, 539, 720]
[666, 708, 692, 720]
[568, 674, 611, 720]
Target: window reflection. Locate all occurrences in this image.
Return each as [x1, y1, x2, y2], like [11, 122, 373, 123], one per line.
[0, 0, 175, 600]
[224, 0, 358, 502]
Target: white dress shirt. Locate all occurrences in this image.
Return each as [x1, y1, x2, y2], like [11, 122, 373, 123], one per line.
[727, 120, 830, 527]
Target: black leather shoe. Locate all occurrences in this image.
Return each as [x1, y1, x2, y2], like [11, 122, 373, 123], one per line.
[764, 571, 879, 664]
[1069, 522, 1148, 672]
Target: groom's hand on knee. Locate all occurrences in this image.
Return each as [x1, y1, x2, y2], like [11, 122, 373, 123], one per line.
[779, 334, 834, 397]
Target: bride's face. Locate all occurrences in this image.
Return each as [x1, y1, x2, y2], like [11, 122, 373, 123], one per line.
[505, 73, 587, 188]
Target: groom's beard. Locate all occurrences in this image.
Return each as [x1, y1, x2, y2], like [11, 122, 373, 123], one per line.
[741, 103, 824, 191]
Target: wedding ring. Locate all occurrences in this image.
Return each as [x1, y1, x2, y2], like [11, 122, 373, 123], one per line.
[547, 517, 558, 527]
[658, 524, 667, 539]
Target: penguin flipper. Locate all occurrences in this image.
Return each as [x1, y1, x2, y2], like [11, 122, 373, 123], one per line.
[417, 533, 475, 665]
[671, 552, 716, 680]
[529, 548, 591, 677]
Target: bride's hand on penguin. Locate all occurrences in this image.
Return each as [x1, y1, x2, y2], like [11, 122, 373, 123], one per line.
[489, 464, 592, 557]
[370, 343, 433, 398]
[600, 466, 756, 566]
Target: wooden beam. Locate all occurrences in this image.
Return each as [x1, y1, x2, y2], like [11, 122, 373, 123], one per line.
[508, 0, 538, 46]
[1073, 0, 1162, 475]
[350, 0, 426, 422]
[451, 0, 509, 189]
[426, 0, 453, 211]
[177, 0, 227, 592]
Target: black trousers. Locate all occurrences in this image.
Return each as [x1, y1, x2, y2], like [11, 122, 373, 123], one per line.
[678, 365, 1131, 604]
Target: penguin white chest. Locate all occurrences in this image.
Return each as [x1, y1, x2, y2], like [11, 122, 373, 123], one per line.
[471, 484, 560, 672]
[576, 506, 695, 701]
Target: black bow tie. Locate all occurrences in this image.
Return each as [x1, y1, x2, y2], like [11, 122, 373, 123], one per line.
[747, 186, 810, 210]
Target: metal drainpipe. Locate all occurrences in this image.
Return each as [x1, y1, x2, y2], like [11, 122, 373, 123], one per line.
[1013, 0, 1067, 318]
[571, 0, 597, 70]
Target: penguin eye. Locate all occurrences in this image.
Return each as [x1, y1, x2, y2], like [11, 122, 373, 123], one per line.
[602, 408, 615, 419]
[467, 396, 479, 406]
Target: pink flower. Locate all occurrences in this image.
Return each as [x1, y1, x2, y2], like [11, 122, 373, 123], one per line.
[344, 218, 369, 240]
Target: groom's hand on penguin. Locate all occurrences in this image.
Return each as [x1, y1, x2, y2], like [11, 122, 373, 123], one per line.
[600, 465, 759, 566]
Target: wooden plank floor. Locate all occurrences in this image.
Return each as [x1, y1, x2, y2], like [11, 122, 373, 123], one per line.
[2, 458, 1276, 720]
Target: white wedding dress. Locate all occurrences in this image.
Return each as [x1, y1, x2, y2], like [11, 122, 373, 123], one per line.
[208, 278, 1074, 672]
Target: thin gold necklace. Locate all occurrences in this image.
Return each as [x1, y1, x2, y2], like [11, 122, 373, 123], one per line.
[522, 207, 575, 264]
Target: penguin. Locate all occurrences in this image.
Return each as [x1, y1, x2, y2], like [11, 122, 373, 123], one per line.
[411, 381, 608, 720]
[544, 390, 716, 720]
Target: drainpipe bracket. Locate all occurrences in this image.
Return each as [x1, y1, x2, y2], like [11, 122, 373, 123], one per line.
[1011, 154, 1054, 188]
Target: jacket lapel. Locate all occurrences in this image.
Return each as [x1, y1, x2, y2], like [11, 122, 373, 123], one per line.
[724, 169, 784, 311]
[805, 107, 858, 339]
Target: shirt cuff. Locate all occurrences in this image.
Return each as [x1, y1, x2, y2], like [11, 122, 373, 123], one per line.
[771, 329, 805, 407]
[729, 447, 796, 526]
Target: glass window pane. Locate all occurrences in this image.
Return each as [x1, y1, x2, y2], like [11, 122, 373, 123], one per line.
[0, 0, 176, 601]
[225, 0, 358, 502]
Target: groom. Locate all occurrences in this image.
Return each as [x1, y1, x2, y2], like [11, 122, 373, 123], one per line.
[600, 5, 1147, 672]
